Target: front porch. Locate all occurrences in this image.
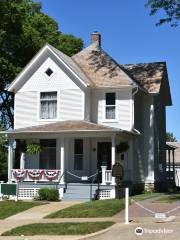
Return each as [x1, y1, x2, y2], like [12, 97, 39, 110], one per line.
[9, 136, 119, 185]
[6, 121, 134, 200]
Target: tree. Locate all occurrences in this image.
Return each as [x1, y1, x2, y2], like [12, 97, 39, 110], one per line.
[146, 0, 180, 26]
[0, 126, 7, 181]
[0, 0, 83, 129]
[166, 132, 178, 142]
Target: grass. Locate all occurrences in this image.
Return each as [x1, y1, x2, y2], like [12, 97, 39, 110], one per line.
[153, 193, 180, 203]
[46, 192, 164, 219]
[2, 222, 115, 236]
[46, 199, 124, 218]
[0, 201, 44, 219]
[131, 192, 164, 201]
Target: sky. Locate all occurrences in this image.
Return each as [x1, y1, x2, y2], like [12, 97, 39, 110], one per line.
[40, 0, 180, 140]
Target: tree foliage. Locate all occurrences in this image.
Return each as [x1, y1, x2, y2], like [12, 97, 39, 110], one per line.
[166, 132, 178, 142]
[0, 0, 83, 129]
[0, 126, 7, 181]
[146, 0, 180, 26]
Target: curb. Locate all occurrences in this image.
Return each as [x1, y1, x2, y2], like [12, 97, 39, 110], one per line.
[77, 222, 117, 240]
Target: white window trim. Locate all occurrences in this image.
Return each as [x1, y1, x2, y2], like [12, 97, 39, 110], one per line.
[103, 92, 118, 123]
[37, 90, 59, 122]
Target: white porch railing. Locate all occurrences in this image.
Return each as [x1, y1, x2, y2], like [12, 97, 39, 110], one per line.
[101, 166, 132, 185]
[101, 166, 113, 185]
[11, 169, 61, 182]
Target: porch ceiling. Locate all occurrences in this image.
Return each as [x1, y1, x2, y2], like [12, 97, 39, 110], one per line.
[3, 120, 138, 137]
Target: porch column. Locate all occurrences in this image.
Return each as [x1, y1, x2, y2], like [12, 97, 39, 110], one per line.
[111, 135, 116, 185]
[60, 138, 65, 184]
[168, 149, 171, 172]
[172, 149, 175, 180]
[20, 153, 25, 169]
[8, 139, 14, 183]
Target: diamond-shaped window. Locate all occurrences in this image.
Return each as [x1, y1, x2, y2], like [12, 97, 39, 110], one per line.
[45, 68, 53, 77]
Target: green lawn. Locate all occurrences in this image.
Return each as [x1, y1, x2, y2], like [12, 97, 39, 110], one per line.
[0, 201, 44, 219]
[153, 194, 180, 203]
[131, 192, 164, 201]
[46, 199, 124, 218]
[2, 222, 115, 236]
[46, 192, 164, 219]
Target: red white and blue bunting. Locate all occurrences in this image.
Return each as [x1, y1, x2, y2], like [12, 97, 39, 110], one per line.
[28, 169, 44, 180]
[44, 170, 60, 181]
[12, 169, 60, 181]
[12, 169, 27, 181]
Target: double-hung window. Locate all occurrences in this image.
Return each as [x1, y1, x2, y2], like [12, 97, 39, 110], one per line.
[105, 92, 116, 120]
[40, 92, 57, 119]
[74, 139, 83, 170]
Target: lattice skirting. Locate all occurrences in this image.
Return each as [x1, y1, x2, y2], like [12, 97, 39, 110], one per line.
[16, 188, 64, 200]
[18, 188, 39, 199]
[99, 189, 115, 199]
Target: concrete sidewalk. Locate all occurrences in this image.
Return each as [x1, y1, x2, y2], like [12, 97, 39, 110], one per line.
[1, 196, 180, 240]
[0, 201, 81, 235]
[7, 201, 81, 220]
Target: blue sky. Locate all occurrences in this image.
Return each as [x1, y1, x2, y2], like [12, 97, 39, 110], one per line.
[40, 0, 180, 140]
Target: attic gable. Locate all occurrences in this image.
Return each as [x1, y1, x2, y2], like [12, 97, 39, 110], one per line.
[7, 44, 89, 93]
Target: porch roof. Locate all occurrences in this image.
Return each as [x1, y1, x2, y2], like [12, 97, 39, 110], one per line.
[3, 120, 138, 136]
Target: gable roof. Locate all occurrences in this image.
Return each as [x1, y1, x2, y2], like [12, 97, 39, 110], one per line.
[72, 43, 137, 88]
[48, 44, 91, 86]
[7, 39, 172, 105]
[121, 62, 165, 93]
[7, 43, 90, 92]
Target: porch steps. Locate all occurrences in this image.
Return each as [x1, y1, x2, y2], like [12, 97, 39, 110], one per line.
[62, 183, 99, 201]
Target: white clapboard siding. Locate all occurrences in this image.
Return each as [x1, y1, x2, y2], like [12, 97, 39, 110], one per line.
[91, 89, 132, 131]
[59, 89, 84, 120]
[14, 92, 38, 129]
[117, 90, 132, 130]
[19, 57, 80, 92]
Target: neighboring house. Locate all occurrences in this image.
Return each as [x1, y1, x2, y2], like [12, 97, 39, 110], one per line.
[166, 142, 180, 186]
[3, 32, 172, 200]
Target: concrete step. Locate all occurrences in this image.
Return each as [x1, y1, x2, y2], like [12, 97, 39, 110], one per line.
[63, 183, 98, 201]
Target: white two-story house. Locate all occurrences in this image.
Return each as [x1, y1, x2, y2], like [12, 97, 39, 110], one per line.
[4, 32, 172, 200]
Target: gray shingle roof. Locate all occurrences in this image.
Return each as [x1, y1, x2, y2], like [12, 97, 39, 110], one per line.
[6, 120, 122, 134]
[72, 43, 136, 88]
[121, 63, 166, 93]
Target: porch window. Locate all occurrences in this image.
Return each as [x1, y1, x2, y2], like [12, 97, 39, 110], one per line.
[40, 92, 57, 119]
[74, 139, 83, 170]
[40, 139, 56, 169]
[105, 92, 116, 119]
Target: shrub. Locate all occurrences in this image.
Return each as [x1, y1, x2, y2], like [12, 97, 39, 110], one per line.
[38, 188, 59, 201]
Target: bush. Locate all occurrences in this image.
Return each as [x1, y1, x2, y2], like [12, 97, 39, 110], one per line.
[38, 188, 59, 201]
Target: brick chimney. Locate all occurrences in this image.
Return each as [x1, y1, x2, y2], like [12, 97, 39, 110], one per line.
[91, 31, 101, 46]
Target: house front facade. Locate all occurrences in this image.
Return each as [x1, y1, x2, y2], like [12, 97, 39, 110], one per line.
[4, 32, 172, 200]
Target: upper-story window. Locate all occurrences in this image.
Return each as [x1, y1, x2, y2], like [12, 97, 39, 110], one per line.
[105, 92, 116, 119]
[40, 92, 57, 119]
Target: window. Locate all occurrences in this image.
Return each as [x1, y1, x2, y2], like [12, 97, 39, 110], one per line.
[74, 139, 83, 170]
[105, 92, 116, 119]
[40, 139, 56, 169]
[121, 153, 125, 161]
[40, 92, 57, 119]
[45, 68, 53, 77]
